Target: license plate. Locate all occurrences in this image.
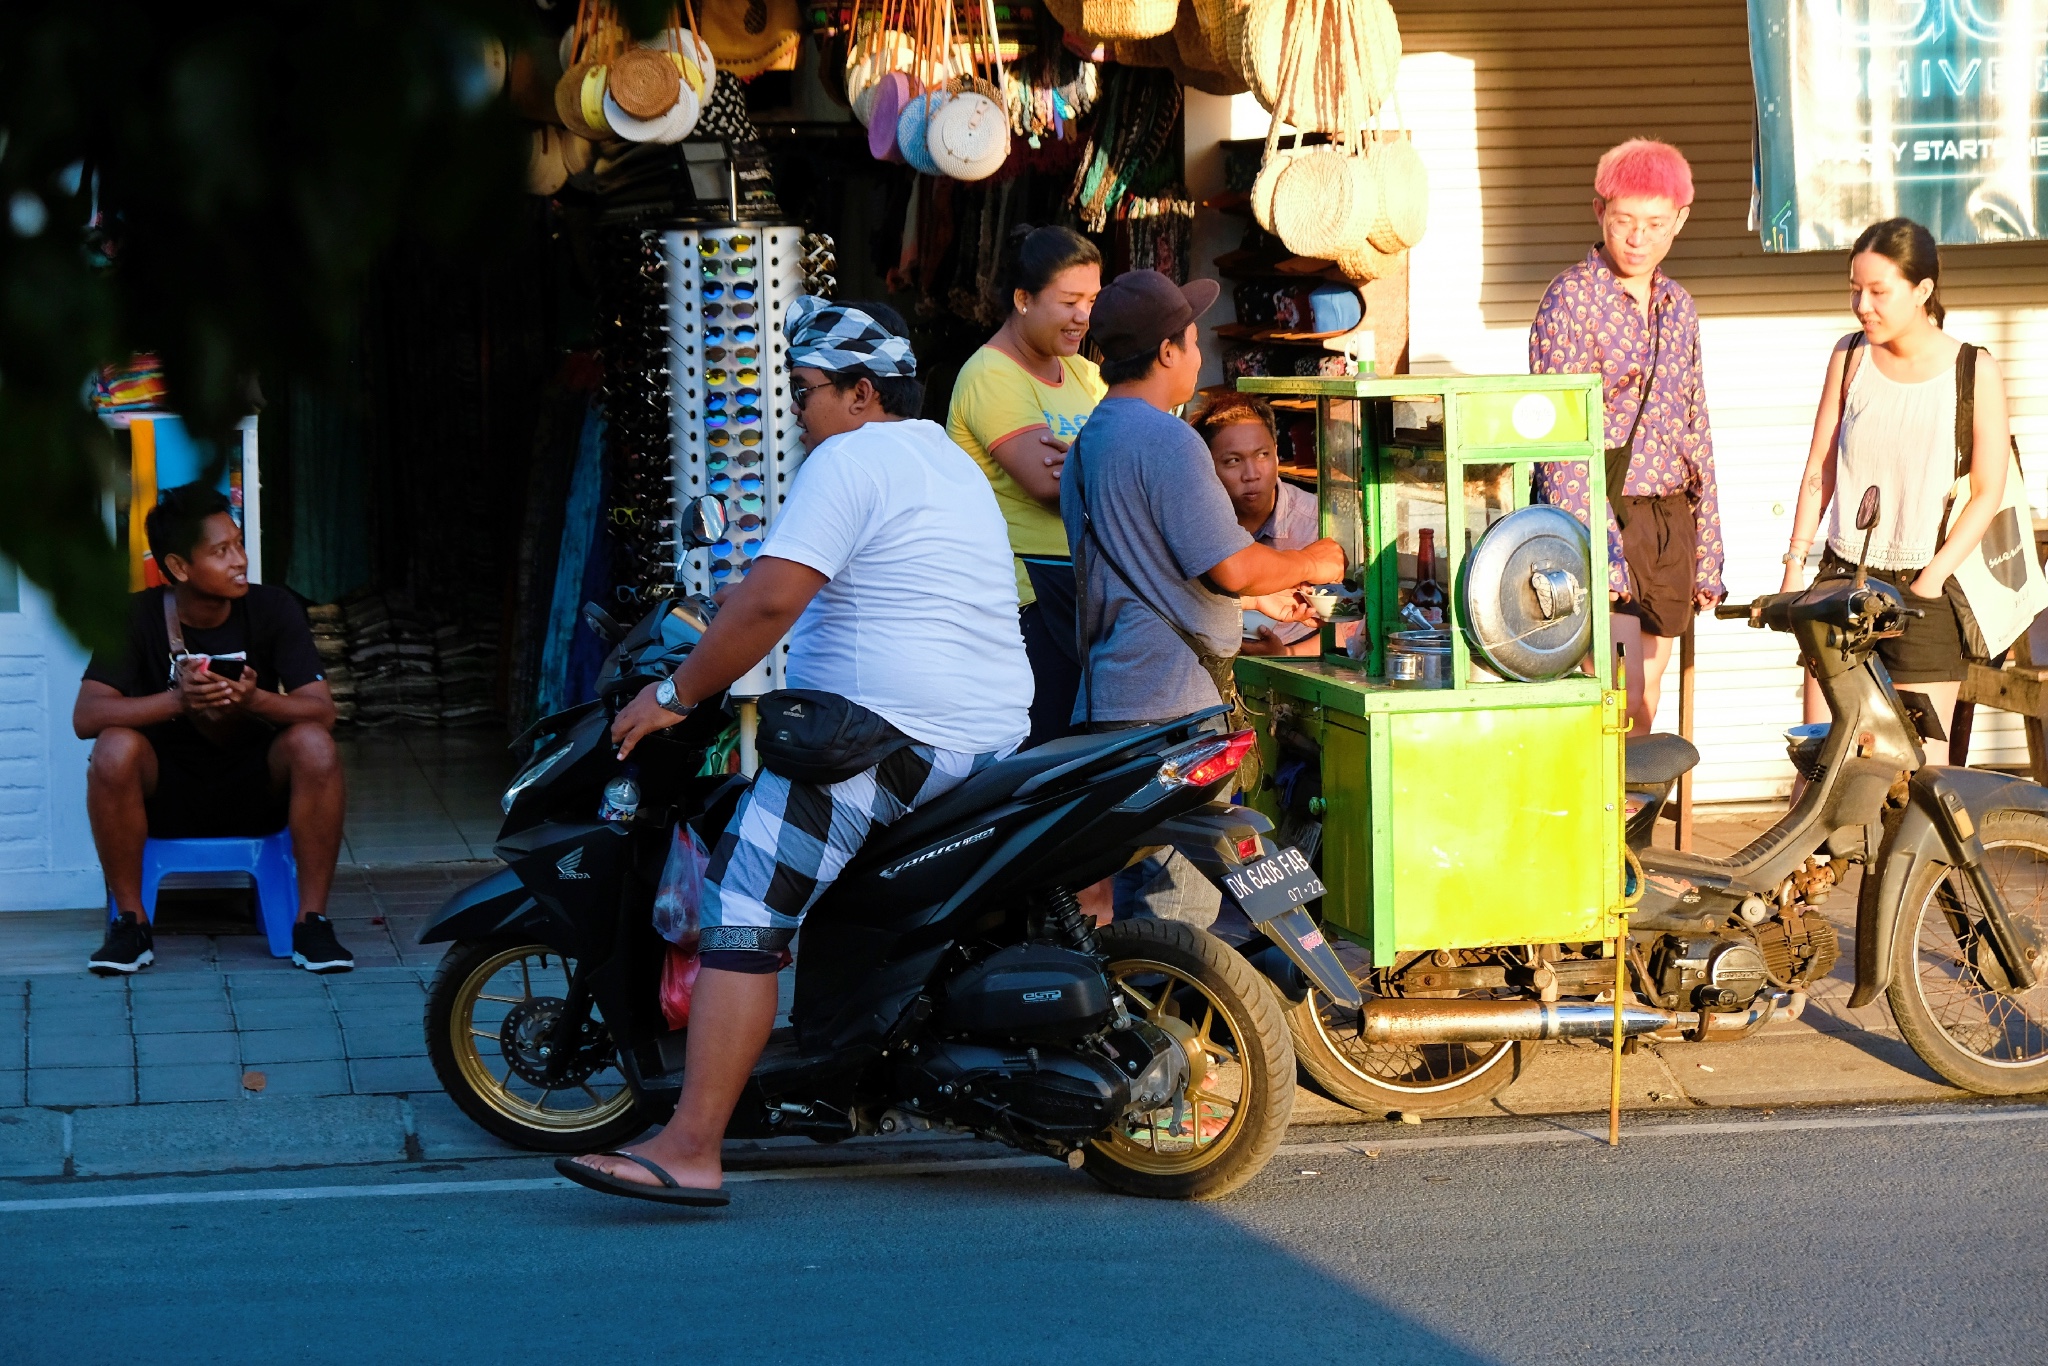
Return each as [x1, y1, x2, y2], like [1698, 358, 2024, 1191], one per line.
[1221, 846, 1326, 920]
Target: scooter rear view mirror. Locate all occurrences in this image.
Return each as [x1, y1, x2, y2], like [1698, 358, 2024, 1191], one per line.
[679, 494, 729, 551]
[1853, 485, 1881, 588]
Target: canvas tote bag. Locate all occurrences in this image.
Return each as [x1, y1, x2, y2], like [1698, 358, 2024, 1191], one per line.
[1938, 343, 2048, 659]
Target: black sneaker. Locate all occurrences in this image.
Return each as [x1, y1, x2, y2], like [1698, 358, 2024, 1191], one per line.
[88, 914, 154, 976]
[291, 915, 354, 974]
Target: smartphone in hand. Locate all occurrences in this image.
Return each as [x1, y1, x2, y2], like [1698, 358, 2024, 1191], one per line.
[206, 658, 247, 682]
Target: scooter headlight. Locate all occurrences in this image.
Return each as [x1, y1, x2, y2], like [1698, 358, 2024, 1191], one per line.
[502, 744, 571, 814]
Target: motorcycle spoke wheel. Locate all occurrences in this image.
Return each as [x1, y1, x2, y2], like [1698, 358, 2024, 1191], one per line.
[1286, 985, 1522, 1114]
[427, 938, 645, 1149]
[1889, 811, 2048, 1094]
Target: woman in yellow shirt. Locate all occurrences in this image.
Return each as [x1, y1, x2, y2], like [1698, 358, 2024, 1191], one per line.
[946, 226, 1105, 746]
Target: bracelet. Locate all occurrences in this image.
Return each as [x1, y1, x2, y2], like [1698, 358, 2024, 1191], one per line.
[1782, 546, 1809, 566]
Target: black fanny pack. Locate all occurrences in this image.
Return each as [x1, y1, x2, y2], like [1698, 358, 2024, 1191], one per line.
[754, 689, 914, 786]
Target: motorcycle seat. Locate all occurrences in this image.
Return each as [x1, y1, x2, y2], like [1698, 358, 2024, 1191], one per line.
[864, 717, 1214, 862]
[1625, 733, 1700, 788]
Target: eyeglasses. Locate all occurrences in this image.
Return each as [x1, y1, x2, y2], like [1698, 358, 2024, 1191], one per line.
[792, 380, 833, 408]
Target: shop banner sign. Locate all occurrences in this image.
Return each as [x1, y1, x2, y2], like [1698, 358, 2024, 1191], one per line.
[1749, 1, 2048, 250]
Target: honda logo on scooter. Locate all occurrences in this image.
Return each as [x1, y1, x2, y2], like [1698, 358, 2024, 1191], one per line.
[555, 847, 591, 880]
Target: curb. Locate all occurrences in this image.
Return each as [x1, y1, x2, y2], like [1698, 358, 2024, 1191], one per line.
[0, 1092, 1003, 1182]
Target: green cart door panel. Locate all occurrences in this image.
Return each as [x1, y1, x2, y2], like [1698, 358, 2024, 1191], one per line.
[1385, 704, 1609, 952]
[1316, 719, 1373, 945]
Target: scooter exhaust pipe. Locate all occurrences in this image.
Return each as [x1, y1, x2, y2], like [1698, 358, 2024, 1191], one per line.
[1359, 998, 1697, 1044]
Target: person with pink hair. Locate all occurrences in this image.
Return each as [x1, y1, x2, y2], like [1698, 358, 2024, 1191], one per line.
[1530, 137, 1726, 736]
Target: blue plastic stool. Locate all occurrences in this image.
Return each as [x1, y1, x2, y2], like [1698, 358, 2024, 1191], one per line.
[109, 831, 300, 958]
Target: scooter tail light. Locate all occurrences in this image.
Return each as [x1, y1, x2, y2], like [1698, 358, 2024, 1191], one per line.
[1160, 730, 1257, 789]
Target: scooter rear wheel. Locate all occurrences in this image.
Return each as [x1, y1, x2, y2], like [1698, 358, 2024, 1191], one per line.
[1083, 918, 1294, 1201]
[1888, 809, 2048, 1095]
[425, 935, 652, 1152]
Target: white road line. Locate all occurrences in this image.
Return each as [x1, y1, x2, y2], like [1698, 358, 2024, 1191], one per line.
[3, 1106, 2043, 1214]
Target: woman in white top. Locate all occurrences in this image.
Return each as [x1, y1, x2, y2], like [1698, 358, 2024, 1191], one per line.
[1780, 218, 2010, 741]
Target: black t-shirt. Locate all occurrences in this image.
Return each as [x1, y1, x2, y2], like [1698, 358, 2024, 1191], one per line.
[84, 586, 325, 700]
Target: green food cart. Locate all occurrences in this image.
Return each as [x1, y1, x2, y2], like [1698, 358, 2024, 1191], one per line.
[1234, 373, 1627, 970]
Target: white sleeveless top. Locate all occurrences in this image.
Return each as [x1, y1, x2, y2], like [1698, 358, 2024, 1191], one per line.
[1828, 348, 1960, 570]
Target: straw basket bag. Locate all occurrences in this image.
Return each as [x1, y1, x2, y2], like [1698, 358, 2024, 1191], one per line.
[1365, 133, 1428, 253]
[1168, 1, 1247, 94]
[1271, 145, 1379, 260]
[1194, 0, 1251, 75]
[1246, 0, 1400, 133]
[928, 76, 1011, 180]
[1335, 240, 1397, 281]
[1081, 0, 1178, 41]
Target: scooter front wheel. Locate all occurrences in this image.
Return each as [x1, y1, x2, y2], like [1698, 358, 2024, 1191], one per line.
[424, 936, 652, 1152]
[1888, 809, 2048, 1095]
[1084, 918, 1294, 1201]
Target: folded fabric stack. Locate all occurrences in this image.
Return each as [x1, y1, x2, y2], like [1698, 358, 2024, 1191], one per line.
[305, 603, 354, 723]
[435, 616, 501, 727]
[308, 592, 501, 729]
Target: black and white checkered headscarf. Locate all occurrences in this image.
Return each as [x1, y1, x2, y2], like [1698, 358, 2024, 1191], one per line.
[785, 296, 917, 378]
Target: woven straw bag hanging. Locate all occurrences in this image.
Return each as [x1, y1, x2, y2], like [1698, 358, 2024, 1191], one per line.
[1194, 0, 1252, 76]
[1365, 130, 1428, 253]
[847, 0, 918, 127]
[555, 0, 619, 140]
[1246, 0, 1399, 134]
[1248, 0, 1316, 233]
[927, 0, 1013, 180]
[1167, 0, 1248, 94]
[1081, 0, 1179, 42]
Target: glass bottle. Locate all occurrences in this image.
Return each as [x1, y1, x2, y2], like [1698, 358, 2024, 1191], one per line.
[1412, 528, 1446, 626]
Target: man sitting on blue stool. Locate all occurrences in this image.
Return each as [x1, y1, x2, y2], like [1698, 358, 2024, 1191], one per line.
[75, 482, 350, 975]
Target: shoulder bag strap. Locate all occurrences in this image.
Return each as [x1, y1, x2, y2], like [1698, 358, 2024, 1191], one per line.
[1599, 295, 1662, 530]
[1070, 438, 1239, 721]
[162, 590, 187, 656]
[1836, 332, 1864, 444]
[1939, 343, 1980, 543]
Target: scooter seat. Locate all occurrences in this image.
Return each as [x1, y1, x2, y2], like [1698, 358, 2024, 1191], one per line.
[1625, 733, 1700, 788]
[863, 716, 1216, 862]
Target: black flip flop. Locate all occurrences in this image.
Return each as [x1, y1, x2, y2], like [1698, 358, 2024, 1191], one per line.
[554, 1151, 731, 1208]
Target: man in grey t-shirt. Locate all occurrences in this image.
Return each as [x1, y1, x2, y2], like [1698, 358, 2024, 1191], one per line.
[1062, 270, 1344, 726]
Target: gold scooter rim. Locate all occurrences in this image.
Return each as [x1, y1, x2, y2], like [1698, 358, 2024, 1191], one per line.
[449, 944, 639, 1133]
[1091, 956, 1252, 1176]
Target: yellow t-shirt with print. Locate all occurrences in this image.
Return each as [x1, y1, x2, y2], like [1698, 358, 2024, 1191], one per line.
[945, 346, 1107, 606]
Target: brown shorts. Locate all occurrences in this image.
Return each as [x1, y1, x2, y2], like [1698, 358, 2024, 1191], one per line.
[1615, 493, 1698, 638]
[1815, 551, 1968, 684]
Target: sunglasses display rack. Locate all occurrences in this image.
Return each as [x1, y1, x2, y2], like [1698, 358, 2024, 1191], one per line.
[598, 228, 684, 615]
[662, 222, 813, 695]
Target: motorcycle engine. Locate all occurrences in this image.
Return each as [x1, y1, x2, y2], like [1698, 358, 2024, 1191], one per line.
[892, 1020, 1187, 1148]
[1753, 904, 1840, 986]
[938, 944, 1116, 1043]
[1650, 934, 1770, 1011]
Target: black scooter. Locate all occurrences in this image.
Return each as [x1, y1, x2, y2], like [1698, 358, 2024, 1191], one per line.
[420, 499, 1353, 1200]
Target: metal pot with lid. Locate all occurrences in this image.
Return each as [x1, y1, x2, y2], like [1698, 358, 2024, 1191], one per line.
[1459, 504, 1594, 682]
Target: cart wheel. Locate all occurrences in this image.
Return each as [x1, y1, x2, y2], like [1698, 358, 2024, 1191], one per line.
[1284, 984, 1524, 1115]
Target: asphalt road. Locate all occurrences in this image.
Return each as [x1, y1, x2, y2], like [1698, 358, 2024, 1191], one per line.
[5, 1102, 2044, 1365]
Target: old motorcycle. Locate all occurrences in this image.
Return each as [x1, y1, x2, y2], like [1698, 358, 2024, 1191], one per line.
[419, 498, 1351, 1199]
[1262, 484, 2048, 1110]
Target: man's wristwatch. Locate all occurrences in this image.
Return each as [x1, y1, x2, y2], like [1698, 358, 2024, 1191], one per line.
[654, 678, 694, 717]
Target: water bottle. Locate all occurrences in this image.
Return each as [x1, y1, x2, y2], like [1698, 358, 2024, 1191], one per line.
[599, 769, 641, 824]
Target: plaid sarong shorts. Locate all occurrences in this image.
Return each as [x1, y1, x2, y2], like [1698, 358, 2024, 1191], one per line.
[697, 741, 1007, 972]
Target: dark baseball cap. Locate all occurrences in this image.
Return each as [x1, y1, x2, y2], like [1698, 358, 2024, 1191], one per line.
[1087, 269, 1221, 367]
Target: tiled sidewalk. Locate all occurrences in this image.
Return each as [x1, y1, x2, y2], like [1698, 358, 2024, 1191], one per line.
[0, 865, 490, 1110]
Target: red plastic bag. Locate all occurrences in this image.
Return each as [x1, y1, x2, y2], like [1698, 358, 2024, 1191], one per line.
[654, 825, 710, 1030]
[660, 943, 702, 1030]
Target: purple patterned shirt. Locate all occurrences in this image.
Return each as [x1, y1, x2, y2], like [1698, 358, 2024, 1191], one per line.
[1528, 247, 1726, 601]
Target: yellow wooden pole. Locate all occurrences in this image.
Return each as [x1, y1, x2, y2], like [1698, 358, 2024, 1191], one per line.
[1609, 910, 1627, 1147]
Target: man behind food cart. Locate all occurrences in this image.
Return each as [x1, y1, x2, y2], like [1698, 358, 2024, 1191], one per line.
[1529, 138, 1726, 735]
[1062, 270, 1344, 925]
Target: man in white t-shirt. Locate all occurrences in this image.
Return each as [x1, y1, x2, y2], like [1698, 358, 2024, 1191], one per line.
[562, 298, 1030, 1208]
